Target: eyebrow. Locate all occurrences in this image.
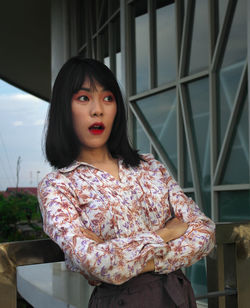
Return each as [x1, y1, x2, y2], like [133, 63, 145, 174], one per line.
[79, 87, 110, 92]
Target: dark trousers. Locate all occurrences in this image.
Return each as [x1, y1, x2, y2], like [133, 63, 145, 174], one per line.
[88, 269, 197, 308]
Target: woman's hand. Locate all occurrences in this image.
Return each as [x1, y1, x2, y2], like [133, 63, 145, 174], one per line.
[80, 227, 104, 244]
[156, 218, 188, 243]
[141, 218, 188, 275]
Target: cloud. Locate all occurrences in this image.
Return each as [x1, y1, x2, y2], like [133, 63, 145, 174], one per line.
[13, 121, 24, 126]
[33, 119, 45, 126]
[0, 87, 49, 190]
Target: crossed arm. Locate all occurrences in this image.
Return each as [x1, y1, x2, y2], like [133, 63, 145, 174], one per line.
[80, 217, 189, 273]
[38, 170, 215, 285]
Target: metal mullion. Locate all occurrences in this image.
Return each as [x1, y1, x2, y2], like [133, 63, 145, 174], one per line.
[78, 42, 87, 53]
[130, 102, 177, 179]
[148, 0, 157, 89]
[210, 72, 218, 221]
[179, 70, 209, 84]
[68, 0, 78, 57]
[179, 84, 204, 211]
[150, 144, 157, 156]
[177, 87, 184, 186]
[175, 1, 184, 187]
[129, 81, 176, 102]
[108, 6, 116, 74]
[85, 0, 92, 58]
[183, 188, 195, 193]
[120, 0, 135, 143]
[97, 0, 105, 29]
[211, 0, 237, 72]
[96, 34, 103, 61]
[209, 0, 219, 221]
[90, 1, 95, 58]
[178, 0, 195, 78]
[213, 61, 248, 185]
[209, 0, 218, 58]
[92, 9, 120, 39]
[214, 184, 250, 192]
[175, 0, 184, 71]
[248, 0, 250, 184]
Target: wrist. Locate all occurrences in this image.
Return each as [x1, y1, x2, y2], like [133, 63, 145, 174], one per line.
[156, 228, 174, 243]
[141, 258, 155, 273]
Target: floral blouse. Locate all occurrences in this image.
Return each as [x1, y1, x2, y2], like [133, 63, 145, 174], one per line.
[38, 154, 215, 285]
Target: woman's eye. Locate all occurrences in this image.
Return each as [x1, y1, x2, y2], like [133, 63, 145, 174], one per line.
[104, 95, 113, 102]
[78, 95, 89, 102]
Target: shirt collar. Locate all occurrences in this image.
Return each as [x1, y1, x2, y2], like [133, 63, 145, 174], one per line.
[58, 157, 123, 173]
[59, 160, 92, 173]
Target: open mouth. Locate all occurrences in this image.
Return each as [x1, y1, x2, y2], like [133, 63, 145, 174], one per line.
[88, 122, 105, 135]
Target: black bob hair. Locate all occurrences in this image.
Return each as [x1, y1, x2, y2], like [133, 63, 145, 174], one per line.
[45, 56, 143, 169]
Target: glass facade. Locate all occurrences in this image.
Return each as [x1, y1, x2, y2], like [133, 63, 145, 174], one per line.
[70, 0, 249, 300]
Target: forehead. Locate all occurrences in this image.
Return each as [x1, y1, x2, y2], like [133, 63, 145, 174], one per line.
[80, 77, 108, 92]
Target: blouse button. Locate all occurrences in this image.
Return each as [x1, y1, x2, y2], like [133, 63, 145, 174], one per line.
[118, 299, 124, 305]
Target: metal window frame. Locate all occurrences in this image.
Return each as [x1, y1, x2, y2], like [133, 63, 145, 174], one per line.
[72, 0, 249, 220]
[51, 0, 250, 306]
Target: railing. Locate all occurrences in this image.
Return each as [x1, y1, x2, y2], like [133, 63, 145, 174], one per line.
[1, 222, 250, 308]
[0, 239, 64, 308]
[204, 222, 250, 308]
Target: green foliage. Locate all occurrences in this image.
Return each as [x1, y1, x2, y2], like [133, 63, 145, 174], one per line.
[0, 193, 47, 242]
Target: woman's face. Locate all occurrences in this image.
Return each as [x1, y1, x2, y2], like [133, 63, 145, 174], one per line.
[71, 78, 117, 153]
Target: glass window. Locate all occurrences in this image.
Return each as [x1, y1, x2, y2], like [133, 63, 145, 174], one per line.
[184, 134, 193, 188]
[218, 0, 228, 31]
[135, 120, 150, 154]
[221, 95, 249, 184]
[186, 258, 207, 298]
[135, 2, 149, 93]
[219, 190, 250, 222]
[218, 62, 245, 149]
[188, 0, 209, 74]
[136, 89, 177, 172]
[109, 0, 120, 15]
[218, 1, 247, 150]
[186, 78, 210, 214]
[156, 2, 177, 85]
[220, 0, 247, 68]
[116, 52, 122, 87]
[104, 57, 110, 68]
[98, 0, 108, 28]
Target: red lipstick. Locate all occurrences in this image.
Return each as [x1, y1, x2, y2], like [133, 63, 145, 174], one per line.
[88, 122, 105, 135]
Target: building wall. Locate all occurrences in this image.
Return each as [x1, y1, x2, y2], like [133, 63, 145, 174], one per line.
[51, 0, 250, 298]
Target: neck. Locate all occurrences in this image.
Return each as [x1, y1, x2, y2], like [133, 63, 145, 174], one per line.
[77, 146, 113, 165]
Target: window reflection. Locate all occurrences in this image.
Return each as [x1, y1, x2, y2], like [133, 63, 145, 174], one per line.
[221, 0, 247, 68]
[184, 133, 193, 188]
[188, 0, 209, 74]
[116, 52, 122, 87]
[187, 78, 210, 215]
[221, 95, 249, 185]
[218, 0, 228, 31]
[218, 0, 247, 151]
[135, 120, 150, 154]
[104, 57, 110, 68]
[218, 62, 245, 149]
[135, 9, 149, 93]
[219, 190, 250, 221]
[156, 3, 177, 85]
[136, 89, 177, 171]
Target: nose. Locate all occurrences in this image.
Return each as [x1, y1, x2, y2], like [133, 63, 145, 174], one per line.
[90, 98, 103, 117]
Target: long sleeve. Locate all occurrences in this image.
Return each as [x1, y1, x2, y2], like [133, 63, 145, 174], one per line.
[146, 157, 215, 274]
[38, 173, 165, 285]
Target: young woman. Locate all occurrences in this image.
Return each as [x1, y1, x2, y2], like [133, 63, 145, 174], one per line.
[38, 56, 215, 308]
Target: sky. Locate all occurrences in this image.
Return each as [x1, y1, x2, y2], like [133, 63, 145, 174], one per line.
[0, 79, 52, 191]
